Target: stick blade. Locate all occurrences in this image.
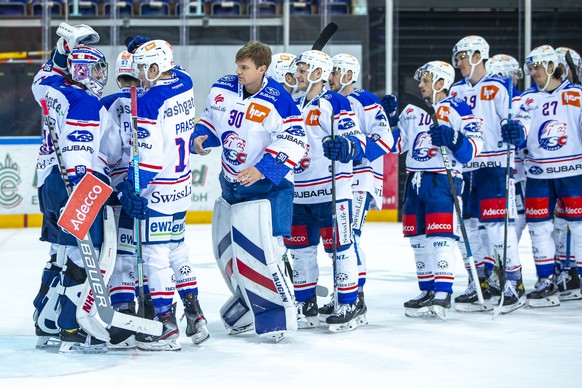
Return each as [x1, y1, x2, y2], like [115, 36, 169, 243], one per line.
[312, 22, 339, 50]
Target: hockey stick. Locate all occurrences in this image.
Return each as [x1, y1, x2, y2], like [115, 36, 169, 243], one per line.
[401, 93, 484, 304]
[565, 50, 581, 85]
[330, 108, 339, 311]
[40, 98, 162, 336]
[493, 78, 514, 318]
[311, 22, 339, 51]
[130, 85, 146, 318]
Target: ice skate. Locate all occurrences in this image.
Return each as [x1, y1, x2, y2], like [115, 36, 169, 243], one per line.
[35, 323, 60, 349]
[327, 302, 358, 333]
[354, 291, 368, 325]
[431, 292, 451, 321]
[403, 290, 434, 318]
[500, 278, 527, 314]
[136, 304, 181, 351]
[527, 277, 560, 308]
[454, 278, 493, 312]
[317, 294, 334, 323]
[108, 302, 138, 349]
[59, 328, 108, 354]
[296, 295, 319, 329]
[182, 293, 210, 345]
[556, 268, 582, 301]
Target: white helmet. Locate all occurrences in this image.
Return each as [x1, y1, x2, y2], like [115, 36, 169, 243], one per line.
[132, 39, 175, 82]
[67, 45, 108, 98]
[524, 45, 558, 76]
[331, 53, 361, 84]
[295, 50, 332, 83]
[452, 35, 490, 68]
[555, 47, 582, 81]
[485, 55, 506, 75]
[115, 50, 139, 82]
[414, 60, 455, 90]
[268, 53, 296, 84]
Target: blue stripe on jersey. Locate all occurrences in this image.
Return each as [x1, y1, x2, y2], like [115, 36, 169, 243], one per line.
[255, 153, 291, 185]
[365, 137, 386, 162]
[212, 74, 239, 93]
[101, 91, 129, 110]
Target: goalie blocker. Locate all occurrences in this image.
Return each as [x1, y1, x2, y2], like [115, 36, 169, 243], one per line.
[212, 198, 297, 340]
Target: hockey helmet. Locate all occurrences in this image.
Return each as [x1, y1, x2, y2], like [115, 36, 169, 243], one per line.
[414, 60, 456, 91]
[331, 53, 361, 84]
[268, 53, 297, 84]
[115, 50, 139, 81]
[555, 47, 582, 80]
[524, 45, 558, 76]
[67, 45, 108, 98]
[132, 39, 175, 82]
[452, 35, 490, 68]
[295, 50, 333, 83]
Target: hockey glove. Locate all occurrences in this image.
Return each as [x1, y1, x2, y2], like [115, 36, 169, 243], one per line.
[322, 136, 355, 163]
[380, 94, 399, 129]
[116, 181, 148, 220]
[428, 124, 465, 152]
[127, 36, 151, 54]
[56, 23, 100, 54]
[501, 119, 526, 147]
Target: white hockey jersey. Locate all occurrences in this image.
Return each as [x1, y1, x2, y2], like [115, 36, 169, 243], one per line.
[347, 88, 393, 210]
[395, 96, 482, 178]
[450, 74, 517, 171]
[293, 89, 366, 204]
[519, 81, 582, 179]
[131, 69, 196, 213]
[195, 75, 306, 184]
[31, 61, 110, 188]
[101, 86, 147, 190]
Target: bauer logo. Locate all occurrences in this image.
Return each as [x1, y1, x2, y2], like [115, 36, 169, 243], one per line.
[0, 154, 23, 209]
[58, 173, 113, 240]
[67, 130, 94, 143]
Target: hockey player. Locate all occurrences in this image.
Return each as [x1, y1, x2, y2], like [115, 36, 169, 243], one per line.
[551, 47, 582, 300]
[387, 61, 482, 319]
[119, 39, 209, 351]
[267, 53, 300, 96]
[507, 45, 582, 307]
[190, 41, 304, 341]
[450, 35, 527, 313]
[100, 50, 149, 349]
[324, 53, 394, 324]
[31, 24, 111, 353]
[286, 49, 366, 332]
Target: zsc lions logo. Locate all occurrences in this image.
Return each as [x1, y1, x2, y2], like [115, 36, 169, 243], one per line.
[411, 132, 438, 162]
[67, 130, 94, 142]
[293, 144, 311, 174]
[538, 120, 567, 151]
[222, 131, 247, 165]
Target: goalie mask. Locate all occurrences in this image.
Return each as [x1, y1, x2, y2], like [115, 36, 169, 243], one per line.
[132, 39, 175, 83]
[67, 45, 108, 98]
[268, 53, 298, 93]
[414, 60, 455, 103]
[331, 53, 360, 94]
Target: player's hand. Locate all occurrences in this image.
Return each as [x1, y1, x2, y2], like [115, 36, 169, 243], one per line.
[380, 94, 399, 129]
[116, 181, 148, 220]
[191, 135, 211, 156]
[237, 167, 264, 187]
[501, 119, 525, 147]
[126, 36, 151, 53]
[428, 124, 465, 152]
[322, 136, 355, 163]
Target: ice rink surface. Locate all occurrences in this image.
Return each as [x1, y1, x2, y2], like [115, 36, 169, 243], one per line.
[1, 222, 581, 387]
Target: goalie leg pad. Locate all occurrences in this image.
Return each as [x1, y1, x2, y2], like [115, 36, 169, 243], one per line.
[34, 247, 65, 335]
[231, 199, 297, 336]
[220, 295, 254, 335]
[212, 197, 240, 296]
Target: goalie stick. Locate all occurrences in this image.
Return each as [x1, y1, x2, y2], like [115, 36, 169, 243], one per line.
[130, 85, 146, 318]
[40, 98, 162, 337]
[311, 22, 339, 51]
[401, 93, 484, 305]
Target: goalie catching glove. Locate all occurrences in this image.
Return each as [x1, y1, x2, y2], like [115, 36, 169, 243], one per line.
[56, 22, 100, 54]
[322, 136, 356, 163]
[116, 181, 148, 220]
